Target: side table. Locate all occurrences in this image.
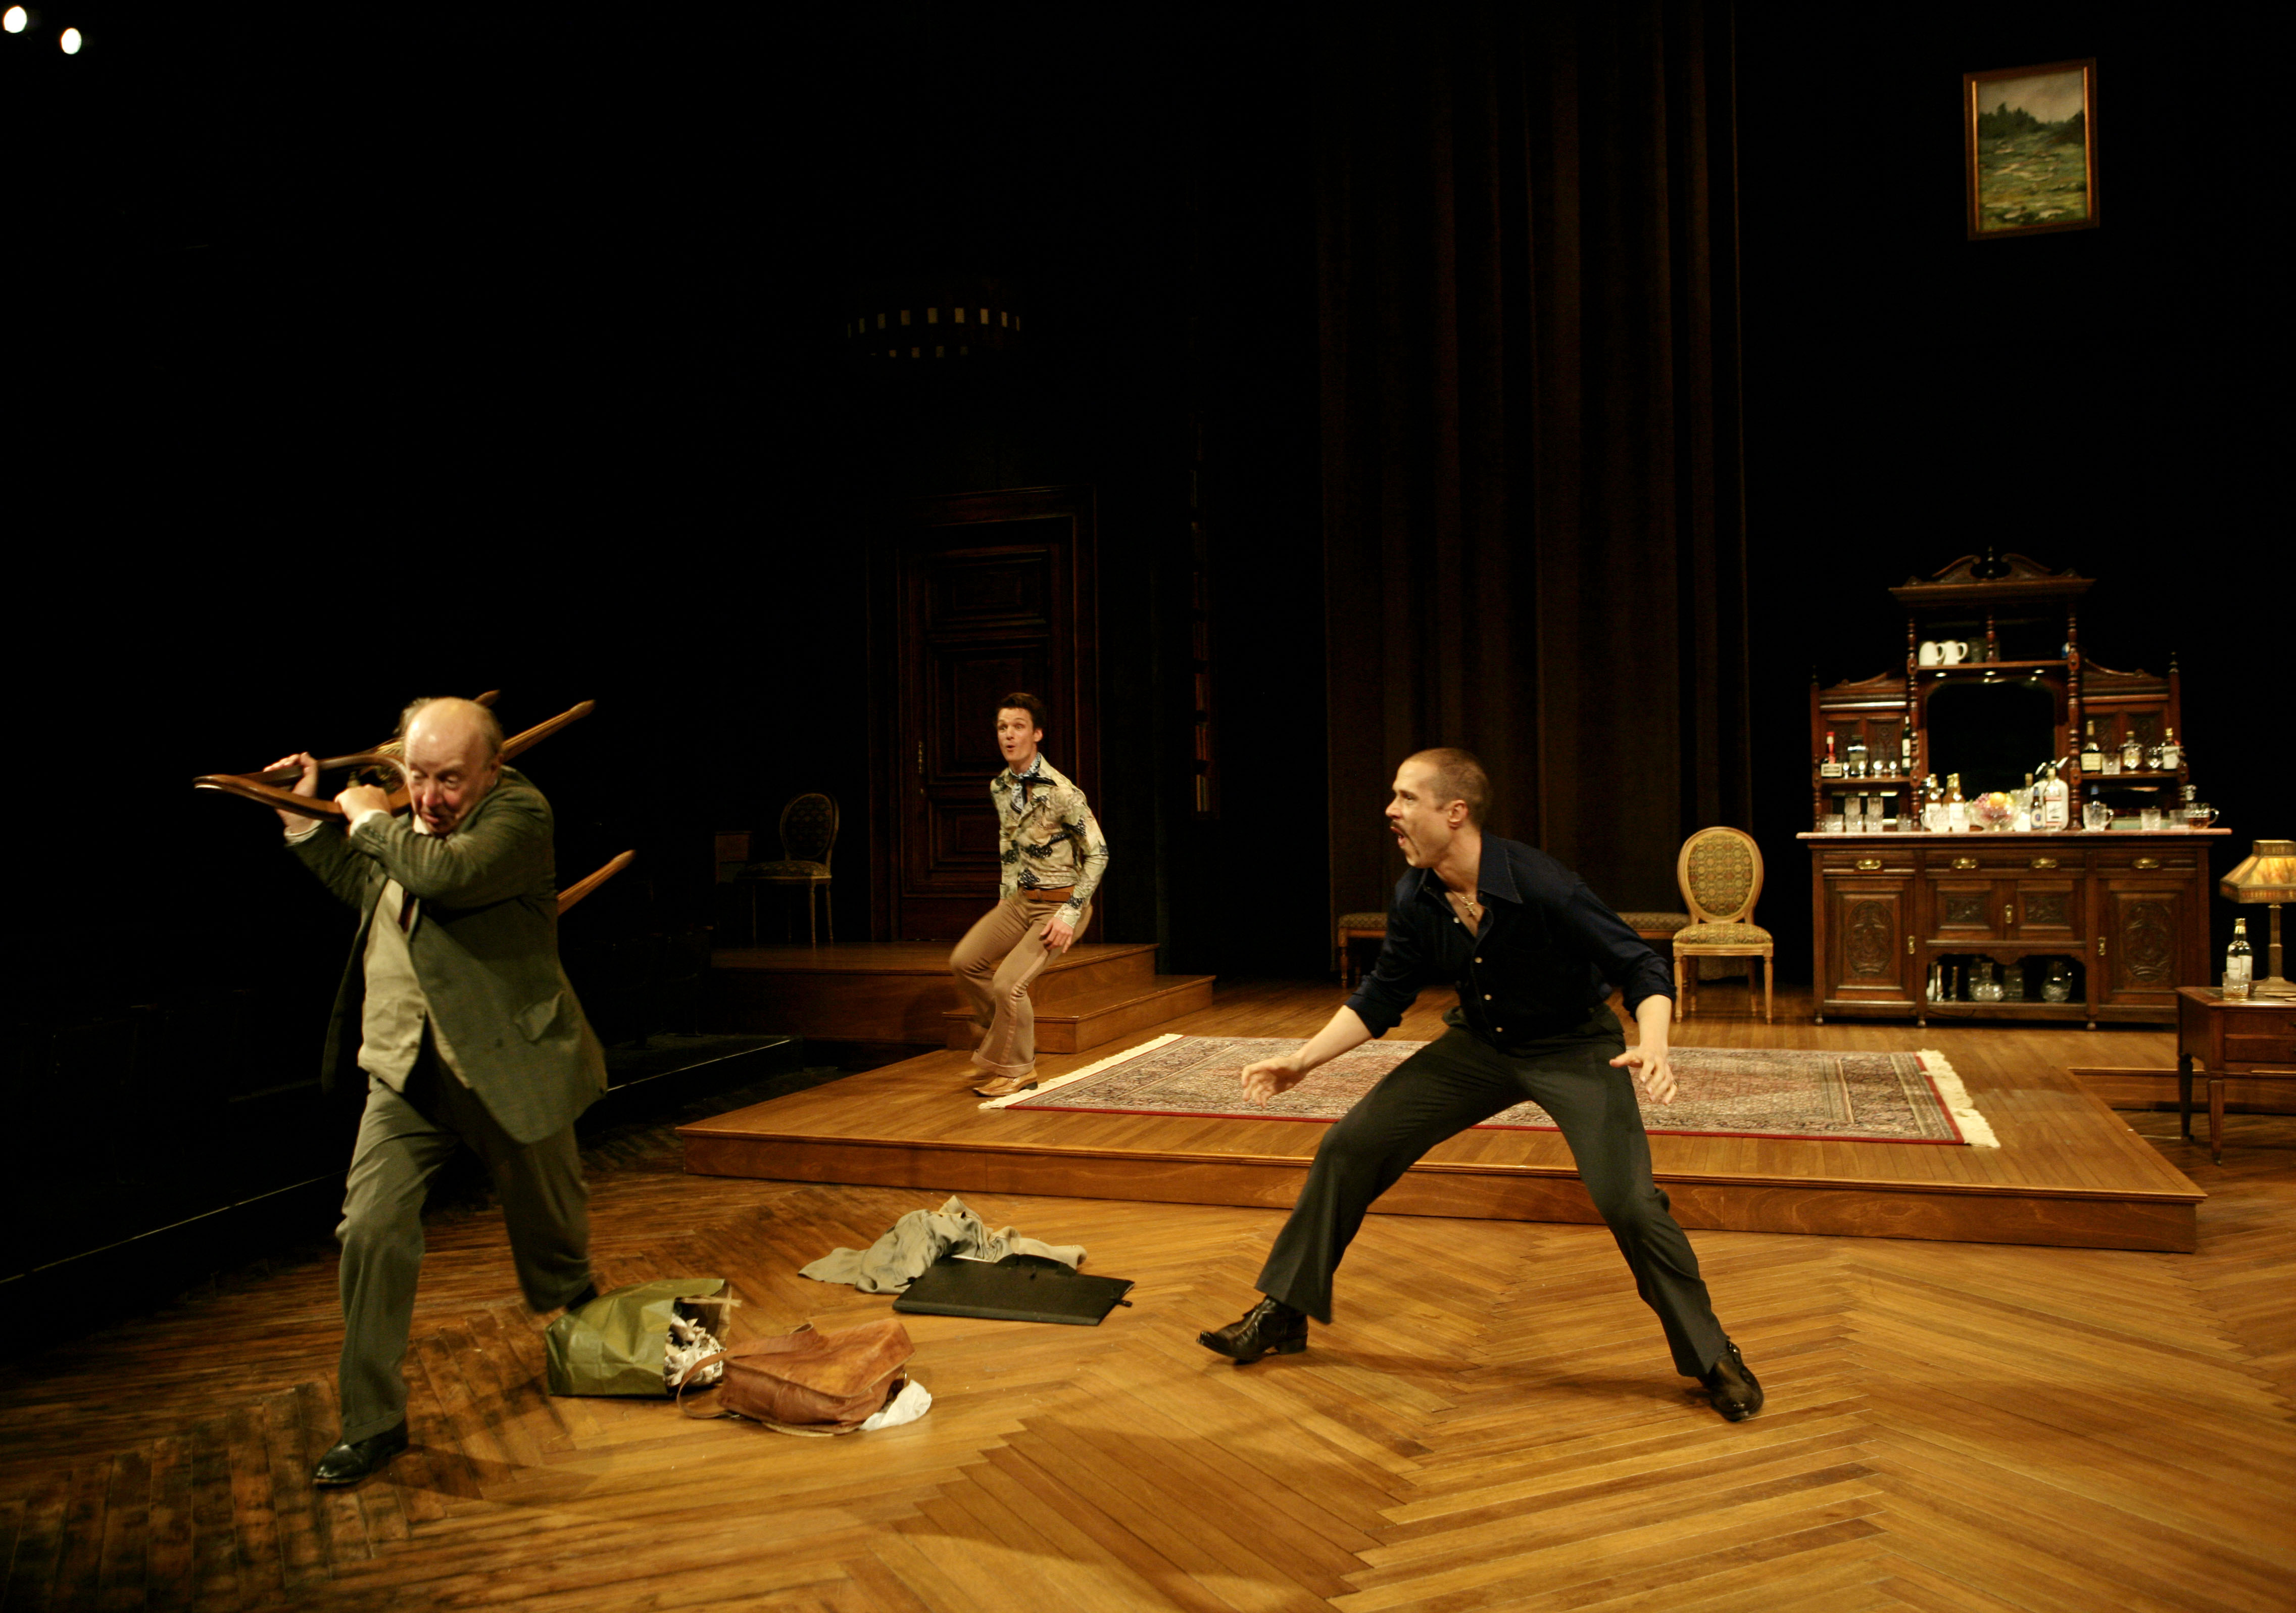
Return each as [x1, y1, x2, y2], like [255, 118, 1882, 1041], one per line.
[2175, 987, 2296, 1163]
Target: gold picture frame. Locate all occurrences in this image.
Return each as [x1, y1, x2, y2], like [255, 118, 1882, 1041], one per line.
[1965, 59, 2098, 239]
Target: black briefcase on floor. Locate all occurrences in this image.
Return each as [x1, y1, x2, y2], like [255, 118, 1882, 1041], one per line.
[891, 1254, 1134, 1325]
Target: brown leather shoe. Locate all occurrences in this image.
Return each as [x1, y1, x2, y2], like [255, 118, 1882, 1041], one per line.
[1699, 1340, 1763, 1421]
[313, 1421, 408, 1487]
[1198, 1296, 1308, 1363]
[972, 1074, 1039, 1098]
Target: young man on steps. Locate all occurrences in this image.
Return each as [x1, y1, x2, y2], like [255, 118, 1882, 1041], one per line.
[949, 692, 1110, 1100]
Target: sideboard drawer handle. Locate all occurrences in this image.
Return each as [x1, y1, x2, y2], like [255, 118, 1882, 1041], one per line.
[2030, 857, 2059, 870]
[2133, 856, 2161, 871]
[1856, 858, 1882, 871]
[1952, 856, 1978, 871]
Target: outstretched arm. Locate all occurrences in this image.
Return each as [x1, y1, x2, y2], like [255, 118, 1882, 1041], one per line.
[1239, 1005, 1373, 1104]
[1608, 993, 1678, 1103]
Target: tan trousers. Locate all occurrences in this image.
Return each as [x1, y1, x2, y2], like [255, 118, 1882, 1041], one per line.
[950, 892, 1087, 1078]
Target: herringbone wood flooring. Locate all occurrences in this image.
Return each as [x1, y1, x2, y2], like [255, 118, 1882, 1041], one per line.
[4, 994, 2291, 1611]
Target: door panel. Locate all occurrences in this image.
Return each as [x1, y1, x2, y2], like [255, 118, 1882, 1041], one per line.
[872, 490, 1099, 942]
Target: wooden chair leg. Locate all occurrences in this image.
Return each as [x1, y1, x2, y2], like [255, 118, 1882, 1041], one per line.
[1762, 954, 1773, 1023]
[824, 881, 834, 943]
[1674, 952, 1686, 1022]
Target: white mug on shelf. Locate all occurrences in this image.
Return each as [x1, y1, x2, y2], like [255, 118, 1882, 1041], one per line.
[1918, 640, 1941, 667]
[1938, 640, 1969, 665]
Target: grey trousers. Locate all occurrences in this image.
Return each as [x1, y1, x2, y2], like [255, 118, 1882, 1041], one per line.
[1255, 1008, 1729, 1377]
[335, 1048, 592, 1441]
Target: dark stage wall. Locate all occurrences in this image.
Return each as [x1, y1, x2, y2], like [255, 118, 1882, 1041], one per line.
[4, 4, 2275, 1293]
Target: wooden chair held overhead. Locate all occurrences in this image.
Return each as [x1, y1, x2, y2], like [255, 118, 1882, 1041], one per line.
[1671, 826, 1774, 1022]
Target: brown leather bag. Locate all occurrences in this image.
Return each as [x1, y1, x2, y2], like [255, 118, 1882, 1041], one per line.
[675, 1319, 913, 1432]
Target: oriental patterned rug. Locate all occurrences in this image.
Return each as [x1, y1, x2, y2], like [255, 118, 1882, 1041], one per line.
[985, 1033, 1997, 1147]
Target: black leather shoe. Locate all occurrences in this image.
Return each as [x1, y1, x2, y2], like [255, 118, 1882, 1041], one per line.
[1699, 1340, 1763, 1421]
[1198, 1296, 1308, 1363]
[562, 1282, 599, 1312]
[313, 1421, 408, 1487]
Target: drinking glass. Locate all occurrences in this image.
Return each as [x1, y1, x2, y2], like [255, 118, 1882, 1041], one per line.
[1822, 814, 1844, 834]
[2140, 806, 2163, 831]
[2083, 801, 2112, 831]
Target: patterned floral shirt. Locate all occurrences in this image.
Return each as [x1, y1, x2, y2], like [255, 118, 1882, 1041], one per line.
[992, 754, 1108, 921]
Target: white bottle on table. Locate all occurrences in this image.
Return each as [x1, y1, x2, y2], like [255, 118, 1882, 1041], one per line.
[2224, 919, 2253, 999]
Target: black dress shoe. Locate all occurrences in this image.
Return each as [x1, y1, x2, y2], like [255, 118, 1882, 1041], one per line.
[1699, 1340, 1764, 1422]
[562, 1282, 600, 1312]
[1198, 1296, 1308, 1363]
[313, 1421, 408, 1487]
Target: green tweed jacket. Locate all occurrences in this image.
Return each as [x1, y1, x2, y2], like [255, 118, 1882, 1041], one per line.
[287, 766, 606, 1145]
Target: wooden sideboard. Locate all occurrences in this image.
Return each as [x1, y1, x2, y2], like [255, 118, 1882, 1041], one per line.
[1804, 829, 2227, 1026]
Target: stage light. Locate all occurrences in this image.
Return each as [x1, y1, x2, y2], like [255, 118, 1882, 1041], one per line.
[59, 24, 83, 52]
[3, 7, 29, 33]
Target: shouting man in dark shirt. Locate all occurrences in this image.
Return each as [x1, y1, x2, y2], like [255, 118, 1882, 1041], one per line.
[1197, 747, 1762, 1422]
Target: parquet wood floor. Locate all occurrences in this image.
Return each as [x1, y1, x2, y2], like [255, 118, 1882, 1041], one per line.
[4, 983, 2290, 1611]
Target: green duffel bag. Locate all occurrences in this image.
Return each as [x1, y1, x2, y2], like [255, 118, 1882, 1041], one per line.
[545, 1278, 731, 1397]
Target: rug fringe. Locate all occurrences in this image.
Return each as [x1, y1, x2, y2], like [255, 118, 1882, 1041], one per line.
[979, 1033, 1185, 1112]
[1916, 1050, 2000, 1148]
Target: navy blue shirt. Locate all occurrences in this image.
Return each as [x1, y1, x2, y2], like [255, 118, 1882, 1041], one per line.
[1344, 834, 1674, 1049]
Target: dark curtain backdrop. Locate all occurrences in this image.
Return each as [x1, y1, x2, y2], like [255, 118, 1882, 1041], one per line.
[1320, 0, 1750, 920]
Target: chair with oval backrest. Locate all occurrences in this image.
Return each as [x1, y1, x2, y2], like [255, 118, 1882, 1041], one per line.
[731, 793, 839, 945]
[1671, 826, 1773, 1023]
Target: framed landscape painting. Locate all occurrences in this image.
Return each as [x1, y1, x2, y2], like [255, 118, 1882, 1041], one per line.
[1965, 60, 2098, 238]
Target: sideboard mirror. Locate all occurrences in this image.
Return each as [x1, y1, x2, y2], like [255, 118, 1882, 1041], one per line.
[1921, 675, 2061, 796]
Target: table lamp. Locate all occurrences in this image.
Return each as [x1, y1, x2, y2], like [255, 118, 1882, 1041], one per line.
[2221, 838, 2296, 999]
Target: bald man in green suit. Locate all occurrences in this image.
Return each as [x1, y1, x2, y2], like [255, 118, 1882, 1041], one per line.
[273, 696, 606, 1487]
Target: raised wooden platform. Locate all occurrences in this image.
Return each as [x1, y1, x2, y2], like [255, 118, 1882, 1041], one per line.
[708, 940, 1214, 1057]
[680, 980, 2206, 1253]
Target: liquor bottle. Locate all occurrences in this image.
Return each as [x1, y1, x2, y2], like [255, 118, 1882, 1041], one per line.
[1845, 733, 1868, 778]
[1945, 772, 1968, 834]
[1821, 733, 1842, 778]
[2040, 761, 2069, 830]
[2158, 728, 2180, 771]
[2224, 919, 2254, 999]
[2014, 773, 2035, 833]
[2080, 722, 2102, 775]
[2121, 733, 2144, 772]
[1901, 731, 1916, 775]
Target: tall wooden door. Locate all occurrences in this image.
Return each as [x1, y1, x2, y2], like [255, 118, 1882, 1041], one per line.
[869, 487, 1099, 941]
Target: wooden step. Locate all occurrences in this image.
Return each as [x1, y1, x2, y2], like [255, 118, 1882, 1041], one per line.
[707, 940, 1159, 1044]
[944, 973, 1215, 1054]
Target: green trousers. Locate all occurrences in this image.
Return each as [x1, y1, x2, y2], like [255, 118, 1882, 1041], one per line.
[1255, 1008, 1728, 1377]
[335, 1047, 592, 1442]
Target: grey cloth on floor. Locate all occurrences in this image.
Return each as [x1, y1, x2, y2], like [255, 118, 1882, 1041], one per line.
[800, 1195, 1087, 1292]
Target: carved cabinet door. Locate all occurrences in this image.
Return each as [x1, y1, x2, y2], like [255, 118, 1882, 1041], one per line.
[1825, 877, 1916, 1006]
[1928, 877, 2005, 943]
[2094, 878, 2187, 1010]
[2008, 878, 2082, 941]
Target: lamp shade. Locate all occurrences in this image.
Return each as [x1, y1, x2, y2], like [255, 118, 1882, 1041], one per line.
[2222, 839, 2296, 904]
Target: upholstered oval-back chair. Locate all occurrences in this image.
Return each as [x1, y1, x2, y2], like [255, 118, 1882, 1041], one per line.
[737, 793, 839, 944]
[1671, 825, 1773, 1022]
